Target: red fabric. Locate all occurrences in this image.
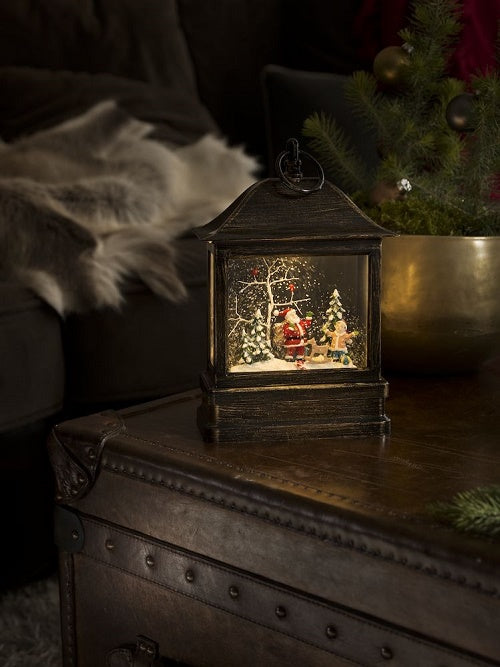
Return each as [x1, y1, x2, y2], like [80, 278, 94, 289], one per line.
[451, 0, 499, 79]
[353, 0, 408, 64]
[353, 0, 499, 80]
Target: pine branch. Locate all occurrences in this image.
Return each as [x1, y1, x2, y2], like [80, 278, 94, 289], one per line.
[344, 71, 389, 137]
[437, 76, 466, 105]
[400, 0, 461, 93]
[460, 72, 500, 212]
[301, 0, 499, 236]
[428, 486, 500, 538]
[425, 77, 464, 168]
[302, 112, 369, 192]
[376, 152, 411, 185]
[397, 0, 461, 131]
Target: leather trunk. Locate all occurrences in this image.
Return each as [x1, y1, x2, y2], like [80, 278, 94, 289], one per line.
[48, 370, 500, 667]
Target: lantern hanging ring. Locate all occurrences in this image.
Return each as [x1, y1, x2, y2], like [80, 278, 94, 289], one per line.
[276, 138, 324, 194]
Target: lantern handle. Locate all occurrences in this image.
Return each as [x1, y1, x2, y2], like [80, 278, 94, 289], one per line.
[276, 138, 324, 194]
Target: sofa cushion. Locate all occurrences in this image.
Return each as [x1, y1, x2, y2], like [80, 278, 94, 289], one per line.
[178, 0, 285, 161]
[0, 67, 218, 144]
[0, 0, 218, 145]
[63, 236, 207, 411]
[262, 65, 379, 186]
[0, 0, 198, 93]
[0, 281, 64, 433]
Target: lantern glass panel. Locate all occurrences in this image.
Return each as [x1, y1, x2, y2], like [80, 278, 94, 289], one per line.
[227, 254, 368, 373]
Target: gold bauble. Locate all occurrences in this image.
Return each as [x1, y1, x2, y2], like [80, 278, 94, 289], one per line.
[373, 45, 410, 86]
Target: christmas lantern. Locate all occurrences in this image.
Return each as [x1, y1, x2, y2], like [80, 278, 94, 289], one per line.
[196, 140, 395, 443]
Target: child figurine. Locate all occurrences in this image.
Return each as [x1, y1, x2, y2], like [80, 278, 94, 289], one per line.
[327, 319, 357, 366]
[274, 308, 312, 369]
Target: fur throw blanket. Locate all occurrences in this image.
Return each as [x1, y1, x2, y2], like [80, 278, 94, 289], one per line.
[0, 101, 258, 314]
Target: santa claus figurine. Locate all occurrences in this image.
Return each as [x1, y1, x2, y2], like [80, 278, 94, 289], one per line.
[274, 308, 312, 368]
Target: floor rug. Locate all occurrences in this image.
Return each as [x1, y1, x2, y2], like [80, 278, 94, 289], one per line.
[0, 576, 62, 666]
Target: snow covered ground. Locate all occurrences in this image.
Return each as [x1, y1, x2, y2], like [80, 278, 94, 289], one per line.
[229, 357, 356, 372]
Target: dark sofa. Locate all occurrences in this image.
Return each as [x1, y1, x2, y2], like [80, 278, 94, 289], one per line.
[0, 0, 372, 589]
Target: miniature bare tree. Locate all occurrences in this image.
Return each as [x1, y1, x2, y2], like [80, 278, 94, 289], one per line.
[227, 256, 320, 365]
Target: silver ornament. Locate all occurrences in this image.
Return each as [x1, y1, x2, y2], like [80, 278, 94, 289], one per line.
[397, 178, 412, 193]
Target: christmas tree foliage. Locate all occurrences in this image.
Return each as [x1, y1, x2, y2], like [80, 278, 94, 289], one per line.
[237, 309, 274, 365]
[428, 485, 500, 539]
[303, 0, 499, 236]
[320, 289, 346, 342]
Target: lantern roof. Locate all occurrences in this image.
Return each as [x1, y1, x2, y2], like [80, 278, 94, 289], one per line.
[196, 178, 395, 243]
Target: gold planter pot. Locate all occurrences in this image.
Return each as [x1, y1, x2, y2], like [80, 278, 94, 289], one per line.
[381, 235, 500, 373]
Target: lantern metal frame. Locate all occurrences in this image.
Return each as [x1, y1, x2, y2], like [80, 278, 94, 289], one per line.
[196, 177, 394, 443]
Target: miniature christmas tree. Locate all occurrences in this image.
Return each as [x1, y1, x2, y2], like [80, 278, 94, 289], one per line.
[319, 289, 346, 343]
[303, 0, 499, 236]
[237, 309, 274, 365]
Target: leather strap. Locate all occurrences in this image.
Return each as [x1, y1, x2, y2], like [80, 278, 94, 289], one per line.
[75, 515, 487, 667]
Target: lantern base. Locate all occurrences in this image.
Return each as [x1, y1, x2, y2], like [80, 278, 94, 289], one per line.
[198, 373, 390, 443]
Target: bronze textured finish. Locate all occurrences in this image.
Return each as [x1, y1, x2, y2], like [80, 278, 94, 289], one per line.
[51, 369, 500, 666]
[382, 236, 500, 373]
[195, 178, 394, 441]
[196, 179, 395, 243]
[198, 372, 390, 441]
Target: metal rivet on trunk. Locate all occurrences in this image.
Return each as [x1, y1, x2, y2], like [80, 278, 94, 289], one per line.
[325, 624, 337, 639]
[105, 539, 115, 551]
[381, 646, 393, 660]
[145, 554, 155, 567]
[185, 569, 195, 583]
[228, 585, 239, 599]
[275, 605, 287, 619]
[71, 530, 79, 541]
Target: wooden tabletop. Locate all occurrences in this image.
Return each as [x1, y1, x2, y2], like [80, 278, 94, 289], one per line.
[116, 364, 500, 573]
